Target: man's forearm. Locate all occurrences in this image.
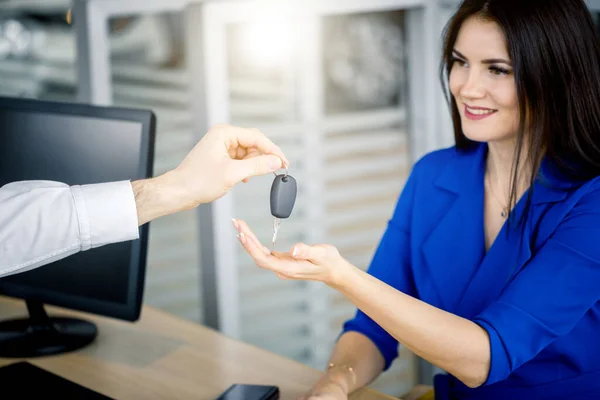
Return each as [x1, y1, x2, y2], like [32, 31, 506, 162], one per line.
[132, 173, 184, 226]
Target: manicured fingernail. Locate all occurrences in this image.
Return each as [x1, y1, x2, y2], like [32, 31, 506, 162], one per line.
[232, 218, 239, 230]
[292, 246, 298, 257]
[238, 232, 247, 244]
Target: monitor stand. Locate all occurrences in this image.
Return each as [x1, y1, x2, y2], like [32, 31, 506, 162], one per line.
[0, 299, 97, 358]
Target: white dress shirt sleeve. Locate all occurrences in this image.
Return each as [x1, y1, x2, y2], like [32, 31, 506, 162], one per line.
[0, 180, 140, 278]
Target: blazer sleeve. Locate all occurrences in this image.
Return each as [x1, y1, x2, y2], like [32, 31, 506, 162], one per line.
[473, 182, 600, 385]
[341, 160, 420, 371]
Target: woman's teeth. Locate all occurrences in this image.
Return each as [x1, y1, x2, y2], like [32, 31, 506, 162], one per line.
[467, 107, 495, 115]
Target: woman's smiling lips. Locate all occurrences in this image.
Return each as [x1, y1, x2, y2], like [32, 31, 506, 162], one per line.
[464, 104, 498, 120]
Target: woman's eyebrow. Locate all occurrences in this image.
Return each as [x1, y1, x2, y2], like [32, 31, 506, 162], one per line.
[452, 49, 467, 59]
[452, 48, 512, 65]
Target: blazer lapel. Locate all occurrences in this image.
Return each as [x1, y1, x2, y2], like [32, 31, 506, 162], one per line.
[417, 144, 487, 312]
[455, 156, 571, 318]
[455, 199, 533, 318]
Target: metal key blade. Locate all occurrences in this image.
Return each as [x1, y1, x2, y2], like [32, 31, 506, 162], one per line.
[272, 218, 280, 248]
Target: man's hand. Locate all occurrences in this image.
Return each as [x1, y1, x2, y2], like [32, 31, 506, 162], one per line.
[132, 124, 289, 225]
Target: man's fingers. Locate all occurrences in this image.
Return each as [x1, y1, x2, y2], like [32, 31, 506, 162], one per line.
[237, 149, 270, 183]
[230, 155, 283, 182]
[218, 125, 290, 167]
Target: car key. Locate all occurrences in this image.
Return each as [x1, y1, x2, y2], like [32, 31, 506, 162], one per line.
[270, 171, 297, 248]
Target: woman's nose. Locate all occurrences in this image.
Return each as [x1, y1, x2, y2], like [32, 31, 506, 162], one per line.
[460, 71, 485, 99]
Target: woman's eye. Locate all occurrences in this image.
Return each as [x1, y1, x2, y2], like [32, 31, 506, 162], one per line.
[451, 57, 467, 68]
[490, 66, 510, 76]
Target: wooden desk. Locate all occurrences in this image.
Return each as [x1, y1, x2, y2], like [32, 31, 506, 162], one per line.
[0, 297, 394, 400]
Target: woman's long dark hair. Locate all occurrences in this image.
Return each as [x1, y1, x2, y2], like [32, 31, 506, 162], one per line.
[440, 0, 600, 226]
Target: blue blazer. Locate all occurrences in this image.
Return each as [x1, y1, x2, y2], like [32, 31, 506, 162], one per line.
[342, 142, 600, 399]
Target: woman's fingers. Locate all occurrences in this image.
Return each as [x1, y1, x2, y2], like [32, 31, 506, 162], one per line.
[237, 230, 272, 266]
[291, 243, 335, 263]
[232, 219, 270, 254]
[233, 218, 332, 282]
[271, 250, 299, 261]
[237, 234, 311, 277]
[233, 220, 280, 268]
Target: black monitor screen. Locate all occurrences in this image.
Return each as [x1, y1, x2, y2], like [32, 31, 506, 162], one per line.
[0, 98, 154, 321]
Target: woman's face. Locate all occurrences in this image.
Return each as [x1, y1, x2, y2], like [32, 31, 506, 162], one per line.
[449, 16, 519, 144]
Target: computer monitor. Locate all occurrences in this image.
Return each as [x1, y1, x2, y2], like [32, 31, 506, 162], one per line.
[0, 96, 156, 358]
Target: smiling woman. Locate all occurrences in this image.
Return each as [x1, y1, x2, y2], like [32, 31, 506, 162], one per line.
[237, 0, 600, 399]
[446, 15, 524, 244]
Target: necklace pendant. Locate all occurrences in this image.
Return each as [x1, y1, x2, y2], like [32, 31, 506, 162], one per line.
[501, 210, 507, 218]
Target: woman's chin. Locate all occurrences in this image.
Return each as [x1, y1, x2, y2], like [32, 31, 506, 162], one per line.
[462, 130, 494, 143]
[461, 128, 514, 144]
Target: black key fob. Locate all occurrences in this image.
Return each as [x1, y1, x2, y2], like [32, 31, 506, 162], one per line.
[270, 174, 297, 219]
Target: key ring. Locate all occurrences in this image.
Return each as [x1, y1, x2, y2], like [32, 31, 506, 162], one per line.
[272, 165, 288, 177]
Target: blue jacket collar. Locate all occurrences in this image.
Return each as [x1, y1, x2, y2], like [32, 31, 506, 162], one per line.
[419, 142, 576, 316]
[432, 142, 571, 205]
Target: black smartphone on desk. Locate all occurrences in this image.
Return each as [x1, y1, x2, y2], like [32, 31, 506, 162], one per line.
[215, 384, 279, 400]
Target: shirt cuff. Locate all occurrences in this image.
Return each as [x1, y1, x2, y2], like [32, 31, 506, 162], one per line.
[71, 181, 140, 250]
